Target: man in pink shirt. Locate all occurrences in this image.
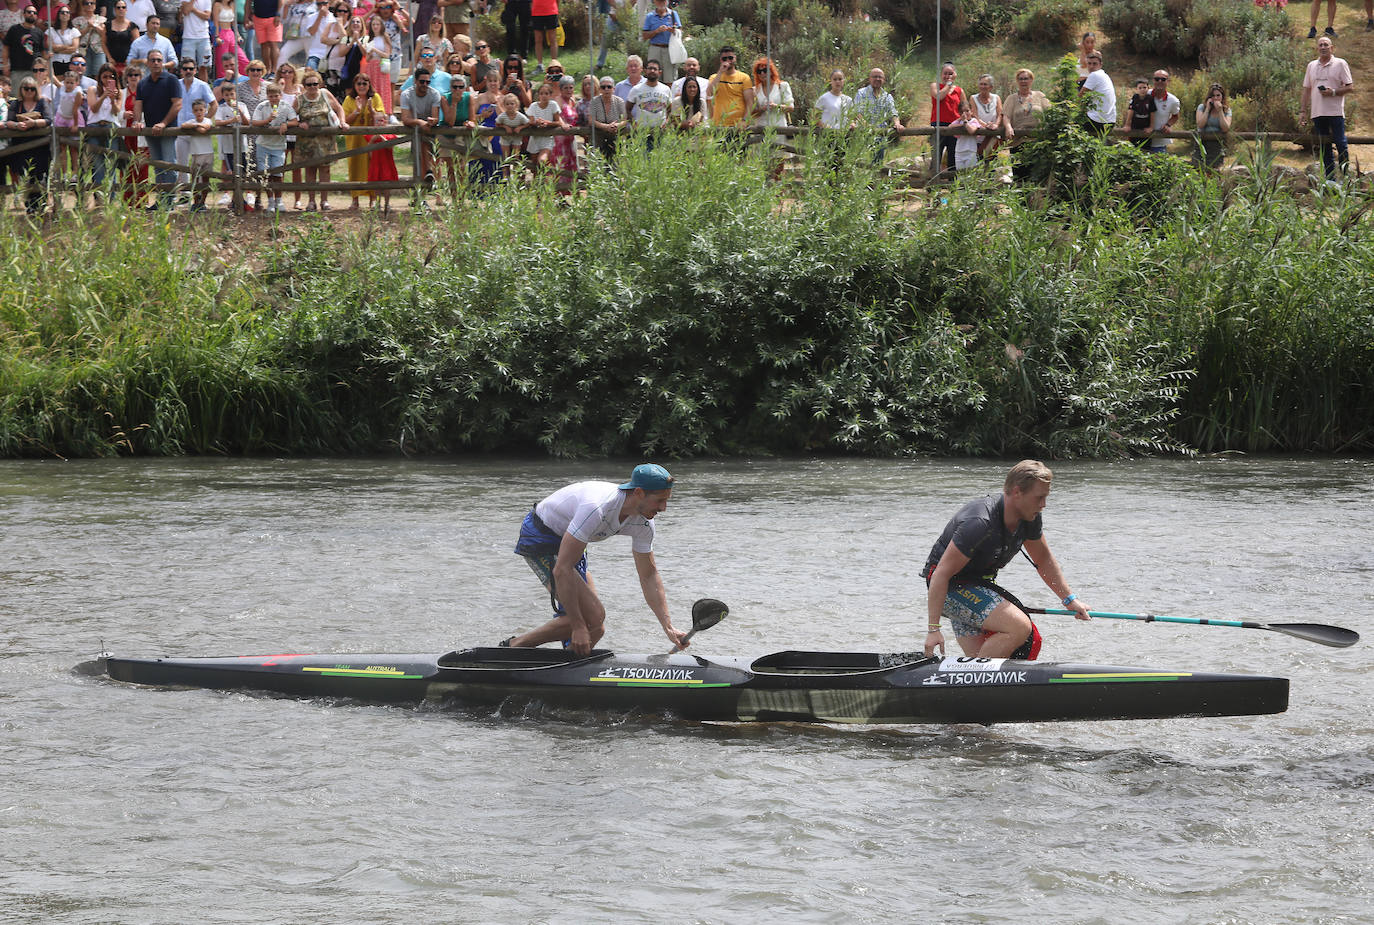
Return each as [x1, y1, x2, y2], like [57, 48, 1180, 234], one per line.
[1299, 35, 1355, 180]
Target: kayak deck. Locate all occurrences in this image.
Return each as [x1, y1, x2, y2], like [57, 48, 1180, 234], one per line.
[101, 648, 1289, 725]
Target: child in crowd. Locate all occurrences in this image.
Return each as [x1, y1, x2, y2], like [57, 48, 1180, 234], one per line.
[53, 66, 88, 176]
[214, 82, 251, 208]
[366, 107, 399, 212]
[1126, 77, 1157, 149]
[184, 98, 216, 212]
[251, 82, 297, 213]
[524, 80, 563, 178]
[949, 97, 982, 173]
[494, 91, 529, 179]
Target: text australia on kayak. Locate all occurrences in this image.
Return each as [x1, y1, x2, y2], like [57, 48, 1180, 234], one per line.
[497, 459, 1090, 662]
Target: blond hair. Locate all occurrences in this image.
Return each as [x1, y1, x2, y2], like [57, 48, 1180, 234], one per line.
[1004, 460, 1053, 494]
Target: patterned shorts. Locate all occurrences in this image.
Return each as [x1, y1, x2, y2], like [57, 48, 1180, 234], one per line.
[941, 583, 1005, 638]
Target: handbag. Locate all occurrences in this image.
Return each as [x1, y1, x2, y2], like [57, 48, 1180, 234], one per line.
[667, 28, 687, 65]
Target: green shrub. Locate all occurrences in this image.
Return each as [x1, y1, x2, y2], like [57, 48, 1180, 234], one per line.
[1011, 0, 1091, 45]
[868, 0, 1027, 42]
[1099, 0, 1183, 57]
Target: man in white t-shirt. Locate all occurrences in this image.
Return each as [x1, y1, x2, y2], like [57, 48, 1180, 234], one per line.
[627, 58, 671, 127]
[670, 56, 709, 106]
[1146, 68, 1180, 153]
[1079, 50, 1116, 137]
[505, 464, 687, 654]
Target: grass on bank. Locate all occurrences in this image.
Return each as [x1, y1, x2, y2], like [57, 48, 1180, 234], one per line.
[1, 128, 1372, 459]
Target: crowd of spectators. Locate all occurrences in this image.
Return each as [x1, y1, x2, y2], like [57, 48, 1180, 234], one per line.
[0, 4, 1362, 214]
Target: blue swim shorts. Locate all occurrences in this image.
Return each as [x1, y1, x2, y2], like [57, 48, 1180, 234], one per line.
[941, 583, 1005, 638]
[515, 509, 587, 616]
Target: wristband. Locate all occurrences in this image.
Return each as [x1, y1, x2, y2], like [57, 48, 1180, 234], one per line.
[1062, 593, 1077, 608]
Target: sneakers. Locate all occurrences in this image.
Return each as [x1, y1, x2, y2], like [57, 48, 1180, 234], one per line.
[1308, 26, 1318, 38]
[1366, 17, 1373, 30]
[1325, 26, 1337, 37]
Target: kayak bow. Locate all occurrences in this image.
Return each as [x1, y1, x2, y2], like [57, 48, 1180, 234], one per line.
[100, 647, 1288, 725]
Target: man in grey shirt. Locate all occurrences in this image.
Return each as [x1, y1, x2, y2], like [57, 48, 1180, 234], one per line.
[400, 66, 443, 180]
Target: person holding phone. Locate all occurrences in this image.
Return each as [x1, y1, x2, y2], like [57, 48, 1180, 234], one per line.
[1193, 82, 1231, 169]
[1300, 34, 1354, 180]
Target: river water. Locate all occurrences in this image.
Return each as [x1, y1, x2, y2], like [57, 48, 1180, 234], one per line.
[2, 456, 1371, 924]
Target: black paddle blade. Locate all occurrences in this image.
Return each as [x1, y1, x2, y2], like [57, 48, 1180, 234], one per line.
[691, 598, 729, 633]
[1268, 623, 1360, 648]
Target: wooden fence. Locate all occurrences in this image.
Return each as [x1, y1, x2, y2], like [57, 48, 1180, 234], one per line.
[1, 121, 1364, 209]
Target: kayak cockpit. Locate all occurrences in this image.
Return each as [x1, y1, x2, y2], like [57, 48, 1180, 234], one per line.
[749, 650, 937, 675]
[436, 647, 615, 670]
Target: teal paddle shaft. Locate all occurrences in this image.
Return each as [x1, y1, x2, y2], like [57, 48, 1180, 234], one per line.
[1027, 607, 1358, 648]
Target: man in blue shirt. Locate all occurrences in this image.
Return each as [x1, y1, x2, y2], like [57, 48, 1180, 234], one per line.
[132, 48, 181, 207]
[127, 13, 178, 67]
[173, 57, 215, 167]
[640, 0, 679, 84]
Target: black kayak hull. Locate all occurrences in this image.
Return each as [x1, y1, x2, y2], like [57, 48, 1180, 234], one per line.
[101, 648, 1289, 725]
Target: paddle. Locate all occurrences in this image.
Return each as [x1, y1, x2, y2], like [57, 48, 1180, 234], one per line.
[1027, 606, 1359, 648]
[669, 598, 729, 653]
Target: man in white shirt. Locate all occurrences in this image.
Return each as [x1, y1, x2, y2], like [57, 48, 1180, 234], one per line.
[1299, 34, 1355, 179]
[504, 464, 687, 655]
[1146, 68, 1180, 153]
[627, 58, 670, 126]
[669, 55, 709, 106]
[1079, 50, 1115, 137]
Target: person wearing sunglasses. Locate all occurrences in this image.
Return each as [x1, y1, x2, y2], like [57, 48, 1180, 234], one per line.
[707, 44, 750, 127]
[292, 65, 343, 209]
[72, 0, 107, 75]
[173, 53, 213, 171]
[4, 72, 53, 213]
[3, 5, 47, 85]
[103, 1, 138, 74]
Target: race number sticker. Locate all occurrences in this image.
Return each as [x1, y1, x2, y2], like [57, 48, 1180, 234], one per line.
[925, 656, 1028, 686]
[937, 657, 1007, 672]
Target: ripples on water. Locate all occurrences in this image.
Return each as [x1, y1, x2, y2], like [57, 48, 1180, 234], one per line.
[2, 456, 1372, 924]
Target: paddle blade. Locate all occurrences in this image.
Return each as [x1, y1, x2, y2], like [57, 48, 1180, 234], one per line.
[1267, 623, 1360, 648]
[691, 598, 729, 633]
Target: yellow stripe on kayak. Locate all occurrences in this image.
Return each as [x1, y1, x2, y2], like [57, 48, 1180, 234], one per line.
[301, 667, 424, 678]
[1051, 671, 1193, 682]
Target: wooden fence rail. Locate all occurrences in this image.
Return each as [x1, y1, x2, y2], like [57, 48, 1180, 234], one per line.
[1, 121, 1359, 208]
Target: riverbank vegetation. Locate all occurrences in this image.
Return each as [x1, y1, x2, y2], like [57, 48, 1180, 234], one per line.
[2, 119, 1371, 459]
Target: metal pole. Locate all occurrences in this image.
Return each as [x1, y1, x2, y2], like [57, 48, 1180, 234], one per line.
[588, 0, 594, 77]
[932, 0, 940, 178]
[232, 122, 244, 211]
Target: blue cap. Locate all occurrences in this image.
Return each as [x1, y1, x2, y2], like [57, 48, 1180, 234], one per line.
[619, 463, 675, 491]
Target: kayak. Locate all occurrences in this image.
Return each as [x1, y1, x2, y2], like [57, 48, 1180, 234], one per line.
[101, 647, 1289, 725]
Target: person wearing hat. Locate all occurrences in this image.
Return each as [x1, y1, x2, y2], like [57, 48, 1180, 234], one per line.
[504, 463, 687, 655]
